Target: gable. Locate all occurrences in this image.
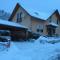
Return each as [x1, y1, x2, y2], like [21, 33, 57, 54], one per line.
[9, 3, 46, 21]
[47, 10, 60, 21]
[9, 3, 60, 22]
[9, 3, 20, 20]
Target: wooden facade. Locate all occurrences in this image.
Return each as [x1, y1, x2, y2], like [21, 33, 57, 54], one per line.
[0, 23, 28, 41]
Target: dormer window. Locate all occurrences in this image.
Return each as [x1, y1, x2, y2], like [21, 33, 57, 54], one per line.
[17, 12, 22, 23]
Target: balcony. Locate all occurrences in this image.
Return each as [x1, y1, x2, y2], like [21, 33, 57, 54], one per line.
[47, 22, 58, 28]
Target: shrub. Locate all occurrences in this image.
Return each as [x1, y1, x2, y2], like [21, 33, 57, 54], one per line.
[47, 40, 60, 44]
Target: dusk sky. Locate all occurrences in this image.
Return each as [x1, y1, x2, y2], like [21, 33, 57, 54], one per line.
[0, 0, 60, 14]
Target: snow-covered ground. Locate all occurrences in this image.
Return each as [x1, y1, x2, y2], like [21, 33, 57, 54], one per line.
[0, 37, 60, 60]
[36, 36, 60, 44]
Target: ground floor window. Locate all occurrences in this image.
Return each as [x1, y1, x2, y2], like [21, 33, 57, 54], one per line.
[0, 30, 10, 36]
[37, 29, 43, 33]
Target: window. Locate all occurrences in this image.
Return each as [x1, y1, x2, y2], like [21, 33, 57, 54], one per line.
[37, 29, 43, 33]
[17, 12, 22, 23]
[37, 29, 40, 32]
[40, 29, 43, 32]
[37, 25, 43, 33]
[17, 13, 19, 22]
[49, 18, 51, 22]
[57, 20, 58, 24]
[48, 16, 52, 22]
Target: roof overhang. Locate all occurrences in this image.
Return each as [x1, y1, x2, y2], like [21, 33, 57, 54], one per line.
[47, 22, 58, 28]
[0, 19, 28, 31]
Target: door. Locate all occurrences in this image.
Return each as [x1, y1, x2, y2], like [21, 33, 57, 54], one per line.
[47, 27, 55, 36]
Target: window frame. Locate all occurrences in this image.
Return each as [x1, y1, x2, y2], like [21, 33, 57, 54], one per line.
[17, 12, 23, 23]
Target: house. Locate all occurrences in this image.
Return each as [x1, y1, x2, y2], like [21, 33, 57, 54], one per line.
[9, 3, 60, 37]
[9, 3, 46, 36]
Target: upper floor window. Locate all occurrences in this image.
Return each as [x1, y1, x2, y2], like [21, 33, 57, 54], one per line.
[49, 17, 52, 22]
[17, 12, 22, 23]
[57, 20, 59, 24]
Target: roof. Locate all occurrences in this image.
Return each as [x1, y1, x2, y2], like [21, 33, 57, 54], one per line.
[9, 3, 60, 21]
[9, 3, 46, 21]
[28, 10, 48, 20]
[0, 19, 27, 29]
[47, 9, 60, 20]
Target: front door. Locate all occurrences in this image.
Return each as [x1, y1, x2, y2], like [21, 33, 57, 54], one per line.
[47, 26, 55, 36]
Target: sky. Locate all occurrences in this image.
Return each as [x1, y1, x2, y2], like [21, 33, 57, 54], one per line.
[0, 0, 60, 14]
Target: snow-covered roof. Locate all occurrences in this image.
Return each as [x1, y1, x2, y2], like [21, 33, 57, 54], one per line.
[18, 3, 47, 20]
[0, 19, 27, 29]
[18, 3, 59, 20]
[27, 10, 48, 20]
[48, 22, 58, 27]
[9, 3, 60, 21]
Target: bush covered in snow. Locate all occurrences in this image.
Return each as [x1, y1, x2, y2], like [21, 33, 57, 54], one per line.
[47, 40, 60, 44]
[36, 36, 60, 44]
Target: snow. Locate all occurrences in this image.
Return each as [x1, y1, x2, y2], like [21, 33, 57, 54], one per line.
[0, 36, 11, 40]
[36, 36, 60, 44]
[18, 3, 48, 20]
[0, 30, 10, 32]
[28, 10, 48, 20]
[18, 3, 57, 20]
[0, 38, 60, 60]
[48, 22, 58, 27]
[0, 19, 27, 29]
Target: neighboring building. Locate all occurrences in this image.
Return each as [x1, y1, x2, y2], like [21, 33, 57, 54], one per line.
[9, 3, 60, 36]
